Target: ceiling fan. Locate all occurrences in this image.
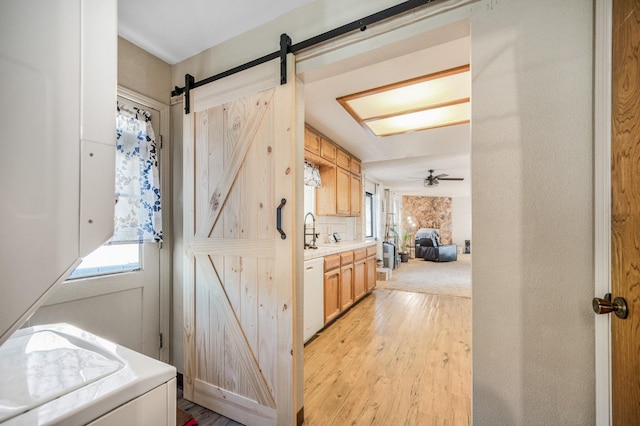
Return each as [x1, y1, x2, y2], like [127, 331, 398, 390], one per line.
[422, 169, 464, 187]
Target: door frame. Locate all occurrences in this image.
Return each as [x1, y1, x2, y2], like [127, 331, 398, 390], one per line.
[117, 86, 173, 363]
[296, 0, 613, 423]
[594, 0, 612, 424]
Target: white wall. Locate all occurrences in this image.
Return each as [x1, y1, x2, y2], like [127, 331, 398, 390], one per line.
[471, 1, 594, 424]
[452, 196, 471, 249]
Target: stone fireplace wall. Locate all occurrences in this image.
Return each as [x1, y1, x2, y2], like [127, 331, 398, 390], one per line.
[402, 196, 453, 244]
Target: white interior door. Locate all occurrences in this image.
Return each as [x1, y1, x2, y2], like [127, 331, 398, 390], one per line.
[28, 93, 167, 361]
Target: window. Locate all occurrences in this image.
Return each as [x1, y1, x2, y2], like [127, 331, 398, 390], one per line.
[365, 192, 374, 238]
[67, 244, 140, 279]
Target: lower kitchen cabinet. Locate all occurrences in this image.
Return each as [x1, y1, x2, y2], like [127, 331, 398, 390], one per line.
[320, 246, 376, 326]
[365, 255, 376, 292]
[353, 248, 367, 300]
[324, 254, 341, 324]
[366, 246, 377, 292]
[353, 259, 366, 300]
[324, 269, 340, 324]
[340, 262, 354, 311]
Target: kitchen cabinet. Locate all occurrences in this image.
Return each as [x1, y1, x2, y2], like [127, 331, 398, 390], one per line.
[350, 157, 362, 176]
[320, 138, 336, 162]
[366, 246, 377, 292]
[315, 244, 375, 326]
[304, 126, 321, 155]
[324, 254, 341, 324]
[317, 165, 337, 216]
[350, 173, 361, 216]
[353, 249, 367, 300]
[339, 251, 354, 311]
[366, 255, 376, 292]
[304, 124, 362, 217]
[336, 167, 351, 215]
[336, 148, 350, 170]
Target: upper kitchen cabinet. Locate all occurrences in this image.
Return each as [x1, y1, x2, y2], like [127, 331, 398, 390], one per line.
[336, 167, 351, 216]
[320, 137, 337, 162]
[304, 125, 362, 217]
[336, 148, 350, 170]
[350, 157, 361, 176]
[304, 126, 321, 155]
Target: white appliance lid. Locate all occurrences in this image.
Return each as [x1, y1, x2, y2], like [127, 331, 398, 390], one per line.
[0, 326, 124, 423]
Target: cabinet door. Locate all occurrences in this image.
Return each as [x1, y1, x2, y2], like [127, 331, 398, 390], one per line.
[353, 259, 366, 300]
[350, 157, 362, 176]
[340, 263, 354, 311]
[320, 138, 336, 162]
[350, 173, 361, 216]
[336, 149, 350, 170]
[324, 269, 340, 324]
[336, 167, 351, 215]
[366, 255, 376, 291]
[304, 126, 321, 155]
[316, 165, 336, 216]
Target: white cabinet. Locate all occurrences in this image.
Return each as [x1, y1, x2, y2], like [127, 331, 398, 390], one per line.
[88, 379, 176, 426]
[304, 258, 324, 342]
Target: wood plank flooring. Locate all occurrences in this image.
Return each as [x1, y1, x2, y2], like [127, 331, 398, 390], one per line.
[178, 288, 472, 425]
[303, 289, 472, 425]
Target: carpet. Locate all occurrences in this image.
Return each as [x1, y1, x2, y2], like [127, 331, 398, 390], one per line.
[376, 253, 471, 298]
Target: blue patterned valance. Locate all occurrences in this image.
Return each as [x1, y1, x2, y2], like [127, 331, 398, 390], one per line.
[304, 161, 322, 188]
[112, 103, 162, 243]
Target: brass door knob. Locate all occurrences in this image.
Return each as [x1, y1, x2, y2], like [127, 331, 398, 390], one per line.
[593, 293, 628, 319]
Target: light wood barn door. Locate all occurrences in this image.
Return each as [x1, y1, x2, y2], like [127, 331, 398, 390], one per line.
[183, 57, 300, 425]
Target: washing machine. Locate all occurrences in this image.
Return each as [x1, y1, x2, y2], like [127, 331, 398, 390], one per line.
[0, 1, 176, 424]
[0, 324, 176, 425]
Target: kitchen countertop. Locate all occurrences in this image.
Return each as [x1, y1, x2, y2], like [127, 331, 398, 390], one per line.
[303, 240, 377, 260]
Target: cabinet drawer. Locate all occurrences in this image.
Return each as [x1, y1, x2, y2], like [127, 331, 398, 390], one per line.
[340, 251, 354, 265]
[324, 254, 341, 271]
[367, 246, 377, 257]
[353, 248, 367, 262]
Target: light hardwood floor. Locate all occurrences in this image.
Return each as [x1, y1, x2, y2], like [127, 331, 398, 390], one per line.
[303, 289, 472, 425]
[178, 288, 472, 425]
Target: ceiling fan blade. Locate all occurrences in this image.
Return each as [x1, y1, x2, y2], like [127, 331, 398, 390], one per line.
[434, 173, 449, 179]
[438, 177, 464, 181]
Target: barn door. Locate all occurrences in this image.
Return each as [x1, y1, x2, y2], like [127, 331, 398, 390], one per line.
[182, 57, 300, 425]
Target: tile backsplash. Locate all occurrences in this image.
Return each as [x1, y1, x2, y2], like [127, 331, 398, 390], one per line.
[316, 215, 361, 243]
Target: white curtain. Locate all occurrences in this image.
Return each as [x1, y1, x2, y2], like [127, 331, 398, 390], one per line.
[111, 103, 162, 243]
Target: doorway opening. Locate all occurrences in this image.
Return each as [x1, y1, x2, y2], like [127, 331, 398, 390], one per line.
[298, 14, 473, 424]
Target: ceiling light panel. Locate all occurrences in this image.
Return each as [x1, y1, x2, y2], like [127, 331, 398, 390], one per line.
[366, 102, 470, 137]
[337, 64, 470, 137]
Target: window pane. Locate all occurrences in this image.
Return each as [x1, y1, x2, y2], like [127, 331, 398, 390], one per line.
[365, 192, 374, 238]
[67, 244, 140, 280]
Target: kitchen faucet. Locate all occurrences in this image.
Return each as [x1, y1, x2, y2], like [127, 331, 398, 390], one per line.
[304, 212, 318, 249]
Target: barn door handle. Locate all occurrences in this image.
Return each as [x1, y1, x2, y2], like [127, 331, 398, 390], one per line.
[276, 198, 287, 240]
[593, 293, 628, 319]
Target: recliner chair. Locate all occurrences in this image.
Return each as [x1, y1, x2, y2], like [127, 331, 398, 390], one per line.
[415, 228, 457, 262]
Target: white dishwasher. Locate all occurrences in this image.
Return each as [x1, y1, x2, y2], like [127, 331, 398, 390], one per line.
[303, 257, 325, 343]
